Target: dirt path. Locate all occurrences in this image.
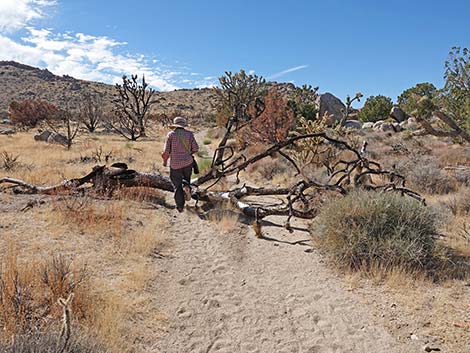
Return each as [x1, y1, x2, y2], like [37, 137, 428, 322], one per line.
[150, 209, 418, 353]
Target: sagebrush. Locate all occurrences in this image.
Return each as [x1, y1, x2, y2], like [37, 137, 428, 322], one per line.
[315, 191, 439, 270]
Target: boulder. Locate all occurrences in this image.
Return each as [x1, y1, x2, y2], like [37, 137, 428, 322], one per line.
[34, 130, 52, 141]
[400, 117, 419, 131]
[34, 130, 68, 145]
[390, 106, 407, 122]
[381, 122, 396, 132]
[0, 128, 15, 135]
[362, 122, 374, 129]
[343, 120, 362, 129]
[392, 122, 403, 132]
[316, 93, 346, 124]
[373, 120, 384, 130]
[47, 132, 68, 145]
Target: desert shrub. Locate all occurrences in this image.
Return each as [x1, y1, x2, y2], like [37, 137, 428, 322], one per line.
[446, 187, 470, 216]
[0, 248, 91, 340]
[358, 95, 393, 122]
[203, 138, 212, 145]
[453, 168, 470, 186]
[1, 331, 105, 353]
[396, 156, 457, 194]
[315, 191, 439, 270]
[1, 151, 20, 171]
[9, 99, 59, 128]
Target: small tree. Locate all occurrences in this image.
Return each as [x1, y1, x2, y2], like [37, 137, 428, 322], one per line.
[440, 47, 470, 130]
[287, 84, 319, 122]
[248, 88, 295, 144]
[110, 74, 157, 140]
[78, 94, 103, 132]
[215, 70, 267, 126]
[47, 108, 80, 149]
[358, 95, 393, 122]
[213, 70, 267, 165]
[9, 99, 58, 128]
[398, 82, 437, 115]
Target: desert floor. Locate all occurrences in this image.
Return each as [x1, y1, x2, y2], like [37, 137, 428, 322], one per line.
[0, 129, 469, 353]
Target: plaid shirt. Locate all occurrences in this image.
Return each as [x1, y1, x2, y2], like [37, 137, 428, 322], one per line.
[162, 128, 199, 169]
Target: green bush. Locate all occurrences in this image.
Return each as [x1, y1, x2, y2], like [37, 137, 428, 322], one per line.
[358, 95, 393, 122]
[397, 82, 437, 115]
[315, 191, 439, 270]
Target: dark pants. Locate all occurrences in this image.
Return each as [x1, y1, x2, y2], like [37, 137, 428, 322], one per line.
[170, 164, 192, 210]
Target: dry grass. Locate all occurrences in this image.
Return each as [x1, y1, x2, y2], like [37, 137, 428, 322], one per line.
[0, 129, 171, 352]
[208, 206, 240, 234]
[0, 241, 92, 341]
[445, 187, 470, 216]
[49, 196, 125, 239]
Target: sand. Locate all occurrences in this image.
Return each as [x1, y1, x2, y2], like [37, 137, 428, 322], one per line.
[150, 210, 418, 353]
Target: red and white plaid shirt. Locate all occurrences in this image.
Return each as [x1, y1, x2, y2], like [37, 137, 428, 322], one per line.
[162, 128, 199, 169]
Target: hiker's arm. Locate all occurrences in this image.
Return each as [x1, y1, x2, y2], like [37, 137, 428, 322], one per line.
[162, 133, 172, 166]
[190, 134, 199, 154]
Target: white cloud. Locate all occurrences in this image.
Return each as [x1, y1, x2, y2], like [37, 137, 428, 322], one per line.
[0, 28, 201, 91]
[0, 0, 56, 33]
[0, 1, 217, 90]
[268, 65, 308, 80]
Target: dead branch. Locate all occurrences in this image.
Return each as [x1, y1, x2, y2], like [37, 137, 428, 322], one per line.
[1, 130, 424, 229]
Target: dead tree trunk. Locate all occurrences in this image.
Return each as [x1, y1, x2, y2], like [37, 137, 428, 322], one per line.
[1, 133, 424, 226]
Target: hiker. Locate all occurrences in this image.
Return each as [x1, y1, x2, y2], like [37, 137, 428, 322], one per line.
[162, 116, 199, 212]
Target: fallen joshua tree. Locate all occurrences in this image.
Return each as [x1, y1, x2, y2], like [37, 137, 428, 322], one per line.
[0, 124, 424, 230]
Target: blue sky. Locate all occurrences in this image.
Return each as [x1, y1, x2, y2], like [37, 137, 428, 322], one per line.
[0, 0, 469, 105]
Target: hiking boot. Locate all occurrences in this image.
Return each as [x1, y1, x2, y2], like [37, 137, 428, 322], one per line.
[183, 185, 192, 201]
[177, 207, 184, 213]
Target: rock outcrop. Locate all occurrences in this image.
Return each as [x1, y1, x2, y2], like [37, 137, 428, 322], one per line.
[316, 93, 345, 123]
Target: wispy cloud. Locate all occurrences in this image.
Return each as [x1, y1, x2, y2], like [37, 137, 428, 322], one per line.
[0, 0, 56, 33]
[268, 65, 308, 80]
[0, 0, 217, 91]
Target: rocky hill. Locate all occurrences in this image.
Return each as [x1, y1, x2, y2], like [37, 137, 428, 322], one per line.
[0, 61, 220, 119]
[0, 61, 343, 124]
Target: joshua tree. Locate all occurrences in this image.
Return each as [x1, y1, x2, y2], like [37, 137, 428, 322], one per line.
[213, 70, 267, 166]
[110, 74, 158, 140]
[47, 107, 81, 149]
[78, 93, 103, 133]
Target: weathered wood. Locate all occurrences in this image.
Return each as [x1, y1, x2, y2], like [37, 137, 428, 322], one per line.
[415, 110, 470, 143]
[1, 132, 424, 224]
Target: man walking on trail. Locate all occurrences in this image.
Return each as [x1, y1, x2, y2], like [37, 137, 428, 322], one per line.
[162, 116, 199, 212]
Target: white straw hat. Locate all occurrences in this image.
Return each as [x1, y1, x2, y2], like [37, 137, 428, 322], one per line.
[169, 116, 189, 128]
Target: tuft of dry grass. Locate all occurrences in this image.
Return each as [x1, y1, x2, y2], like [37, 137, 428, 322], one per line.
[445, 187, 470, 216]
[1, 331, 105, 353]
[50, 196, 125, 239]
[208, 206, 240, 234]
[0, 242, 93, 342]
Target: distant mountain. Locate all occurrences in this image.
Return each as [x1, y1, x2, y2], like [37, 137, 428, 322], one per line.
[0, 61, 308, 124]
[0, 61, 220, 119]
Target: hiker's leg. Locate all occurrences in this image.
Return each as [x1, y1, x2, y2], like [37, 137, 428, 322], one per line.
[182, 164, 192, 186]
[170, 168, 184, 210]
[181, 164, 193, 201]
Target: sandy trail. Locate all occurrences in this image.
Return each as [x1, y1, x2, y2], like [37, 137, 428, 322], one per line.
[150, 208, 418, 353]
